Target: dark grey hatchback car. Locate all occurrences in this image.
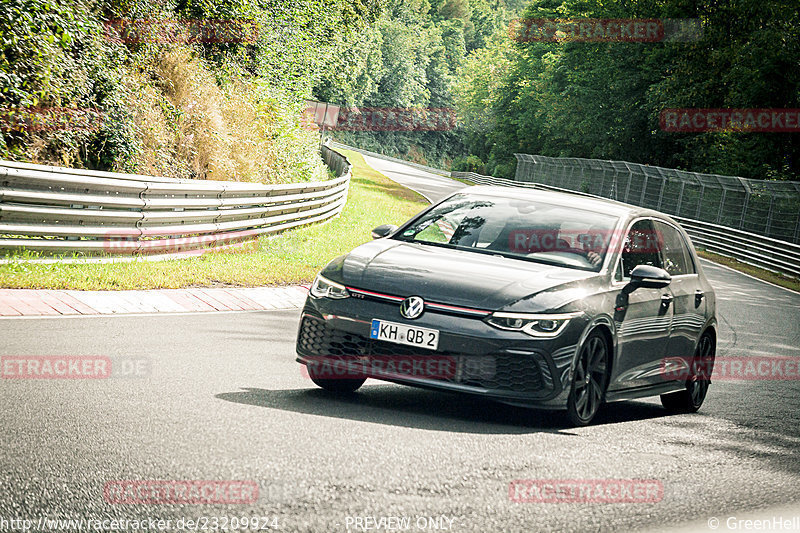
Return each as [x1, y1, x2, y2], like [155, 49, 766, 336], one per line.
[296, 186, 717, 425]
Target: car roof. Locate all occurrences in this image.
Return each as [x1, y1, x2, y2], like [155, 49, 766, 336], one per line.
[459, 185, 673, 222]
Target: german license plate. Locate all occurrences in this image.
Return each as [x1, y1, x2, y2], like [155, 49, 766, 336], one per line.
[370, 319, 439, 350]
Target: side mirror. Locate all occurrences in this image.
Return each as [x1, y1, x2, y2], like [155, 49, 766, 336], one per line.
[371, 224, 398, 239]
[628, 264, 671, 290]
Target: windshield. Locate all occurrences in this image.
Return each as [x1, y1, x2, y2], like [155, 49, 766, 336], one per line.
[394, 193, 619, 271]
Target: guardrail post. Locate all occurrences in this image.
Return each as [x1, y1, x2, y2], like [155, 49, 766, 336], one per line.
[793, 213, 800, 244]
[623, 164, 633, 203]
[524, 159, 531, 182]
[695, 185, 705, 220]
[638, 174, 648, 206]
[611, 174, 618, 201]
[716, 189, 727, 224]
[765, 195, 775, 237]
[676, 181, 685, 216]
[566, 162, 576, 189]
[739, 192, 750, 230]
[656, 174, 666, 211]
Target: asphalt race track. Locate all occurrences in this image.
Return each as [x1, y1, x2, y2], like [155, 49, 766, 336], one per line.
[1, 160, 799, 532]
[362, 155, 465, 202]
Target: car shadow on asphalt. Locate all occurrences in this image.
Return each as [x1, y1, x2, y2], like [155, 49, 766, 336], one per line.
[215, 384, 672, 435]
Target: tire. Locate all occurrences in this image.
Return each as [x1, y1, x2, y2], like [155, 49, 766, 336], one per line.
[566, 330, 610, 426]
[661, 332, 715, 413]
[307, 364, 366, 393]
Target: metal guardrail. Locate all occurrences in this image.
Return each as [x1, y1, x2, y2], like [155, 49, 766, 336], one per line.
[451, 172, 522, 188]
[452, 171, 800, 279]
[0, 145, 351, 258]
[328, 141, 450, 177]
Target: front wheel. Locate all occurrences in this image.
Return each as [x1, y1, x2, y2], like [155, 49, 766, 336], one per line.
[661, 332, 715, 413]
[566, 331, 610, 426]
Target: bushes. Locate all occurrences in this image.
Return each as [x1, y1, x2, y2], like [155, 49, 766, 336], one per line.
[454, 0, 800, 182]
[0, 0, 357, 183]
[452, 154, 485, 174]
[0, 0, 130, 167]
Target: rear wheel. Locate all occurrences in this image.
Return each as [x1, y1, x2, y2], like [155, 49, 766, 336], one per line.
[661, 332, 715, 413]
[566, 331, 609, 426]
[307, 364, 366, 393]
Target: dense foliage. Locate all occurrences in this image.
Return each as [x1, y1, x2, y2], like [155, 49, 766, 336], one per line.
[315, 0, 523, 168]
[0, 0, 378, 181]
[1, 0, 797, 182]
[454, 0, 800, 180]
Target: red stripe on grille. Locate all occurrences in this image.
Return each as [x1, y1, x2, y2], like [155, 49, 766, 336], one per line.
[346, 287, 491, 316]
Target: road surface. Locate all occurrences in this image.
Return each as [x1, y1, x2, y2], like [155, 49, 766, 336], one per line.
[362, 155, 464, 203]
[1, 160, 799, 533]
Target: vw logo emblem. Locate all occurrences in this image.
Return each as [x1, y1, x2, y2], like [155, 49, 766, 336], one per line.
[400, 296, 425, 319]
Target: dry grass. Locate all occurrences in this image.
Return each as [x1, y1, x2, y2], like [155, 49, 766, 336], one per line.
[697, 250, 800, 293]
[152, 48, 232, 180]
[11, 46, 326, 184]
[122, 47, 326, 183]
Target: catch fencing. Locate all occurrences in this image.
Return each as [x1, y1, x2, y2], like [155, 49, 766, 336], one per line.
[514, 154, 800, 244]
[453, 162, 800, 279]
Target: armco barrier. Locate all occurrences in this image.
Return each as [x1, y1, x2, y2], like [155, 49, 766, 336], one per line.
[0, 145, 351, 258]
[452, 170, 800, 279]
[328, 141, 450, 177]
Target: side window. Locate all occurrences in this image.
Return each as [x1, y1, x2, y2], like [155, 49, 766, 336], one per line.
[619, 219, 662, 279]
[654, 221, 696, 275]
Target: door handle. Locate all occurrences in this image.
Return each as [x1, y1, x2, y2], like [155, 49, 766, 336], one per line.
[660, 294, 673, 307]
[695, 290, 704, 306]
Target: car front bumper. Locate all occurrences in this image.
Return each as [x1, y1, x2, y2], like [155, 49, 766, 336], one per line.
[295, 294, 587, 407]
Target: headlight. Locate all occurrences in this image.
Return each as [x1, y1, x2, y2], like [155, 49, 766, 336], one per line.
[310, 274, 350, 299]
[485, 312, 582, 337]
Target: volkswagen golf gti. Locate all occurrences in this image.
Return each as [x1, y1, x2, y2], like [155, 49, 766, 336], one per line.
[295, 186, 717, 425]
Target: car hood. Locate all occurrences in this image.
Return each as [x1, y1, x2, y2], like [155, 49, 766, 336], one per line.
[324, 239, 601, 311]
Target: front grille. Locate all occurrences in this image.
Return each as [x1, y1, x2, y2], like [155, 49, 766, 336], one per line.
[298, 315, 546, 394]
[297, 315, 368, 356]
[459, 353, 545, 394]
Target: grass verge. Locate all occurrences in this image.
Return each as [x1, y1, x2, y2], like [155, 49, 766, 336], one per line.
[0, 149, 429, 290]
[697, 249, 800, 293]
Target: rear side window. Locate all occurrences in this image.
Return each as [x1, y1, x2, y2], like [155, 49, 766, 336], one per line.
[654, 220, 696, 276]
[618, 219, 663, 280]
